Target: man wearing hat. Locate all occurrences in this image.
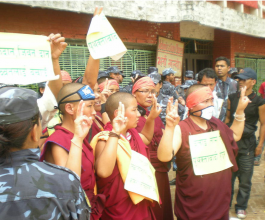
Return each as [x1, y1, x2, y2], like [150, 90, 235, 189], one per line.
[120, 70, 145, 93]
[160, 68, 179, 125]
[148, 66, 158, 75]
[106, 66, 124, 84]
[148, 71, 162, 98]
[225, 68, 265, 219]
[184, 70, 194, 81]
[175, 70, 197, 98]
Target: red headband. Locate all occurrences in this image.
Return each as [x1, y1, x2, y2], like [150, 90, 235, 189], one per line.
[132, 77, 155, 94]
[60, 70, 72, 82]
[98, 79, 119, 92]
[186, 86, 213, 109]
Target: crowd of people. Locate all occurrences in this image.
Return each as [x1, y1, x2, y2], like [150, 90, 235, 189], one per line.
[1, 8, 265, 220]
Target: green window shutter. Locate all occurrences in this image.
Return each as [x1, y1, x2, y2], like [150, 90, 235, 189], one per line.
[59, 44, 90, 81]
[133, 50, 156, 75]
[257, 59, 265, 94]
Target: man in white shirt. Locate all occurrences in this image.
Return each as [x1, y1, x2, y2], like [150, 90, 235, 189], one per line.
[197, 68, 223, 118]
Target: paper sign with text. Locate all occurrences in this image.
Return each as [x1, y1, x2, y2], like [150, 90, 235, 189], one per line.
[189, 130, 233, 176]
[124, 150, 159, 202]
[0, 33, 58, 85]
[156, 36, 184, 77]
[86, 13, 127, 61]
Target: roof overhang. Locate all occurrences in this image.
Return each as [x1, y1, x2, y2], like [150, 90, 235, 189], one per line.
[2, 0, 265, 38]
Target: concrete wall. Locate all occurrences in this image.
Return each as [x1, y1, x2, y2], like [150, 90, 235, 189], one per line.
[0, 3, 180, 45]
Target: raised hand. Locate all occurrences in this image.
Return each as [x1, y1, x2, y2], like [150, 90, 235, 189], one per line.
[93, 6, 103, 17]
[166, 97, 180, 127]
[101, 78, 112, 102]
[47, 33, 67, 60]
[149, 94, 162, 119]
[74, 100, 93, 139]
[112, 102, 128, 135]
[237, 86, 251, 112]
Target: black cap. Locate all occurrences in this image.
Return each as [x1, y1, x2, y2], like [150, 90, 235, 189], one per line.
[0, 87, 39, 125]
[98, 70, 109, 79]
[185, 70, 194, 78]
[234, 68, 257, 81]
[148, 72, 161, 85]
[106, 66, 124, 77]
[228, 67, 238, 74]
[131, 70, 145, 78]
[180, 80, 197, 89]
[37, 82, 46, 88]
[148, 67, 158, 75]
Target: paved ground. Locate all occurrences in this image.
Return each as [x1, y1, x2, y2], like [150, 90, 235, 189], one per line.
[168, 152, 265, 220]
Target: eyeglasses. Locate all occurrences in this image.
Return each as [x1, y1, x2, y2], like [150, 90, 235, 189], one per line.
[137, 89, 156, 95]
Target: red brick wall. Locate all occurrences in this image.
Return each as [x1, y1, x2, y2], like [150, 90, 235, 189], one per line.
[0, 3, 180, 44]
[213, 29, 232, 67]
[213, 29, 265, 67]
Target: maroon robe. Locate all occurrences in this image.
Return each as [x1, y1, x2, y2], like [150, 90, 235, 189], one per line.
[88, 115, 104, 143]
[40, 125, 105, 220]
[96, 122, 156, 220]
[175, 117, 238, 220]
[136, 108, 173, 220]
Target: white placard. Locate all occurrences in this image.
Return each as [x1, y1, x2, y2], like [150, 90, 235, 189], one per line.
[86, 13, 127, 61]
[124, 150, 159, 202]
[189, 130, 233, 176]
[0, 33, 58, 85]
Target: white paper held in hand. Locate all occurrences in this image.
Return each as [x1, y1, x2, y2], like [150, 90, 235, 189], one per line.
[0, 32, 59, 85]
[86, 13, 127, 61]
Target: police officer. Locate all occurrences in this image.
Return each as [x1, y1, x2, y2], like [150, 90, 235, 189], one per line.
[159, 68, 179, 125]
[106, 66, 124, 84]
[120, 70, 145, 93]
[0, 87, 90, 220]
[175, 70, 197, 98]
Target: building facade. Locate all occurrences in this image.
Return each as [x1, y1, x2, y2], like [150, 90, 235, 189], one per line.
[1, 0, 265, 90]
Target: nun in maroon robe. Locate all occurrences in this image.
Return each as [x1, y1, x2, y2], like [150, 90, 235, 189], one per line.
[40, 125, 106, 220]
[176, 117, 238, 220]
[136, 108, 173, 220]
[133, 76, 174, 220]
[95, 122, 156, 220]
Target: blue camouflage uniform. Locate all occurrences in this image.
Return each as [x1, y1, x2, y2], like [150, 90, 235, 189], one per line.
[0, 148, 90, 220]
[159, 68, 179, 125]
[120, 70, 146, 93]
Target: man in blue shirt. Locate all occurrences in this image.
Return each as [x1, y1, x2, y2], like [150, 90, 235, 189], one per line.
[214, 56, 237, 122]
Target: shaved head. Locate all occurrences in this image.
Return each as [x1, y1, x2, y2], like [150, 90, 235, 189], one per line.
[186, 84, 205, 98]
[57, 83, 84, 114]
[105, 92, 135, 121]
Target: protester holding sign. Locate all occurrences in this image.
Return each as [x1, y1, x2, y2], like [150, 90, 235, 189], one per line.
[90, 92, 163, 220]
[133, 77, 174, 220]
[158, 85, 250, 220]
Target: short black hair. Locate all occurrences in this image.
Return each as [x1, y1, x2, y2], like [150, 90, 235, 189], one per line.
[97, 76, 113, 84]
[0, 113, 40, 158]
[198, 68, 218, 82]
[215, 56, 230, 66]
